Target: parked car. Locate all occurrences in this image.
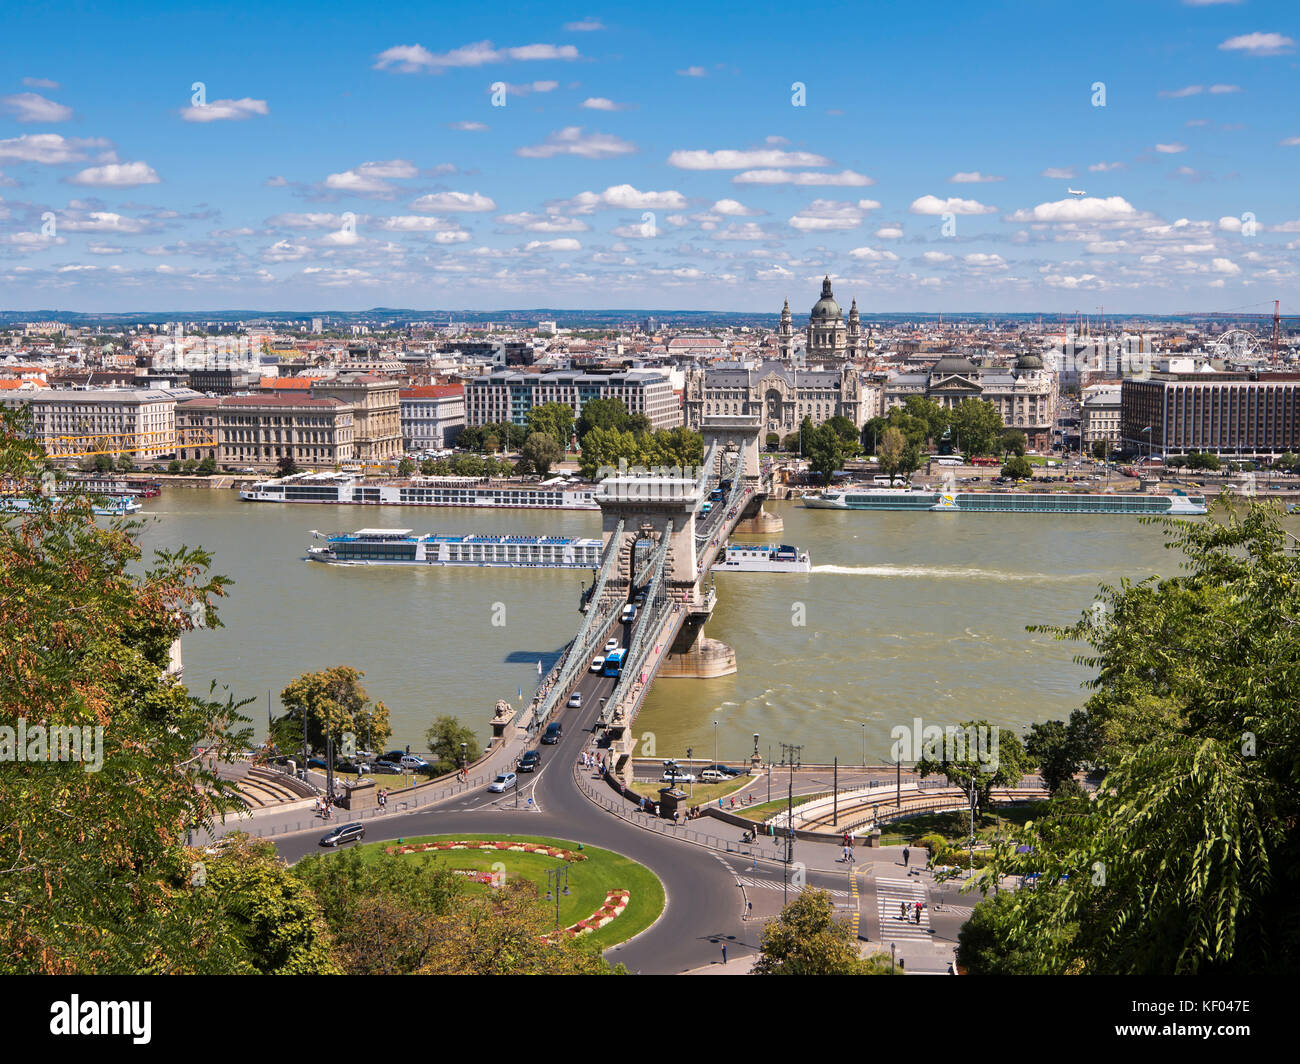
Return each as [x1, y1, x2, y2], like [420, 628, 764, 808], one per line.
[699, 763, 742, 776]
[488, 771, 517, 793]
[382, 750, 406, 764]
[699, 768, 731, 783]
[567, 691, 583, 709]
[590, 656, 605, 673]
[319, 823, 365, 847]
[399, 754, 428, 771]
[374, 759, 403, 773]
[661, 768, 696, 784]
[306, 757, 329, 770]
[541, 722, 562, 745]
[518, 749, 542, 773]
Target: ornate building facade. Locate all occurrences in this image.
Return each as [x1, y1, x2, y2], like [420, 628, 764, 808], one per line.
[683, 359, 880, 436]
[777, 276, 866, 361]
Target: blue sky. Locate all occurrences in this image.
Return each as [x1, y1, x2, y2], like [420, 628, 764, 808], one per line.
[1, 0, 1297, 313]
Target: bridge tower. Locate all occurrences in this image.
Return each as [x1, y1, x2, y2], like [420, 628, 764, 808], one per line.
[699, 414, 783, 535]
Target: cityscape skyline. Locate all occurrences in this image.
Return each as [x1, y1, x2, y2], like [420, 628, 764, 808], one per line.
[2, 1, 1298, 313]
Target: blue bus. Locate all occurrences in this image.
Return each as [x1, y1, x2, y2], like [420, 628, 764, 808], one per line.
[603, 648, 627, 677]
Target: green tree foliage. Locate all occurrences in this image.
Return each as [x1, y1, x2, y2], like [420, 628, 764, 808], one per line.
[425, 715, 482, 776]
[1002, 455, 1034, 480]
[0, 406, 253, 974]
[877, 426, 906, 477]
[1091, 441, 1111, 462]
[1024, 710, 1095, 793]
[914, 719, 1028, 811]
[576, 397, 630, 438]
[276, 454, 300, 477]
[520, 431, 563, 476]
[397, 457, 416, 477]
[949, 398, 1004, 457]
[578, 425, 703, 480]
[752, 889, 893, 975]
[804, 422, 849, 485]
[975, 501, 1300, 974]
[824, 415, 860, 450]
[1001, 430, 1027, 457]
[276, 666, 392, 755]
[196, 834, 338, 974]
[525, 402, 575, 449]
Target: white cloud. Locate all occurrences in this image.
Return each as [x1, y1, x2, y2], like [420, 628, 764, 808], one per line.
[1280, 136, 1300, 146]
[668, 148, 832, 170]
[21, 77, 59, 89]
[322, 159, 417, 196]
[565, 19, 605, 31]
[263, 240, 309, 262]
[1209, 83, 1243, 94]
[1159, 85, 1204, 98]
[498, 211, 589, 232]
[517, 126, 636, 159]
[788, 199, 869, 231]
[732, 168, 872, 186]
[910, 194, 996, 215]
[1, 92, 72, 123]
[848, 246, 899, 262]
[374, 41, 580, 73]
[379, 215, 464, 232]
[677, 66, 707, 77]
[964, 253, 1007, 268]
[523, 238, 581, 252]
[711, 222, 768, 241]
[180, 97, 269, 122]
[1041, 167, 1075, 179]
[565, 184, 687, 212]
[1007, 196, 1147, 223]
[712, 198, 760, 216]
[875, 226, 904, 239]
[1212, 257, 1241, 275]
[1089, 161, 1126, 172]
[922, 251, 954, 263]
[581, 97, 631, 111]
[448, 121, 488, 132]
[59, 211, 149, 234]
[410, 190, 496, 212]
[1218, 216, 1244, 232]
[1154, 143, 1188, 154]
[67, 161, 160, 187]
[0, 134, 109, 164]
[948, 171, 1004, 183]
[1218, 32, 1295, 57]
[267, 212, 350, 229]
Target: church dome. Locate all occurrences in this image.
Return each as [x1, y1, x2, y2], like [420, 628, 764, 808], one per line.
[1017, 351, 1044, 371]
[810, 276, 842, 321]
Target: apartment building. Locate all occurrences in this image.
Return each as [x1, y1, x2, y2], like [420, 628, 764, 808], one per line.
[1121, 371, 1300, 457]
[1080, 384, 1122, 452]
[308, 374, 402, 462]
[1, 388, 180, 461]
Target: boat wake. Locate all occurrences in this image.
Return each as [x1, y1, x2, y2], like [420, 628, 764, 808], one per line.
[808, 563, 1093, 583]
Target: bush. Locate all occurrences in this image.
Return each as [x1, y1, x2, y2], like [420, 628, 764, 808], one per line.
[918, 833, 947, 855]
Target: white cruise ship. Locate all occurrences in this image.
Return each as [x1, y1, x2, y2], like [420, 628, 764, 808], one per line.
[242, 472, 599, 510]
[714, 543, 811, 573]
[306, 528, 604, 567]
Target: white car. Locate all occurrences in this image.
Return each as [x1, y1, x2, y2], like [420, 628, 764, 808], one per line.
[567, 692, 582, 708]
[590, 656, 605, 673]
[487, 772, 517, 793]
[604, 639, 620, 653]
[699, 768, 730, 783]
[661, 769, 696, 784]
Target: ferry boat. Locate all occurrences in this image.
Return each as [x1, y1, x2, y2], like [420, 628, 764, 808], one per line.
[1, 493, 143, 516]
[715, 543, 811, 573]
[803, 487, 1209, 516]
[242, 471, 599, 510]
[306, 528, 604, 567]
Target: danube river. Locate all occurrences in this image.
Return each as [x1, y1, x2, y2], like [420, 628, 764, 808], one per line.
[137, 487, 1261, 763]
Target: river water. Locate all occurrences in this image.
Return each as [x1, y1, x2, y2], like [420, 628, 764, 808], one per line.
[136, 488, 1259, 763]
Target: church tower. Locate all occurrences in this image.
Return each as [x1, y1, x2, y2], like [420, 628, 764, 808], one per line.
[847, 298, 860, 358]
[806, 275, 847, 359]
[777, 298, 793, 360]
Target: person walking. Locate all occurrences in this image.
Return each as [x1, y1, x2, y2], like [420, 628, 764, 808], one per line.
[914, 901, 923, 924]
[721, 942, 727, 966]
[900, 901, 908, 921]
[903, 845, 911, 869]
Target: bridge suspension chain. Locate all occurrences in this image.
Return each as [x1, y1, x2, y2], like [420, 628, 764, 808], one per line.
[613, 520, 674, 705]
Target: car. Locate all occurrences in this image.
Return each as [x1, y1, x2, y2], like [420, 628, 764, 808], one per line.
[699, 768, 731, 783]
[487, 771, 517, 793]
[567, 691, 583, 708]
[374, 759, 403, 773]
[604, 638, 620, 653]
[541, 722, 562, 745]
[382, 750, 406, 764]
[661, 768, 696, 784]
[634, 592, 646, 606]
[306, 757, 329, 770]
[620, 604, 637, 622]
[399, 754, 428, 771]
[319, 823, 365, 847]
[518, 749, 542, 773]
[699, 763, 742, 777]
[590, 655, 605, 673]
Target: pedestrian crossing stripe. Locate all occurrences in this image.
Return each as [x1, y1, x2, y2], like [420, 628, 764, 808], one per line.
[737, 877, 851, 899]
[849, 868, 860, 938]
[876, 876, 932, 940]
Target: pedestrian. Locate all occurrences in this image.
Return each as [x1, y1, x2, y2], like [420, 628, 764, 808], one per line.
[900, 901, 908, 921]
[672, 809, 679, 826]
[915, 901, 923, 924]
[903, 845, 910, 868]
[849, 829, 855, 849]
[730, 795, 735, 809]
[721, 942, 727, 965]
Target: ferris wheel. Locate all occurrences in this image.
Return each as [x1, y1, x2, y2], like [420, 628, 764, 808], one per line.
[1210, 329, 1263, 361]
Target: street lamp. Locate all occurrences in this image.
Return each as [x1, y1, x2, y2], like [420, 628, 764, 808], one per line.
[713, 720, 719, 771]
[861, 722, 866, 768]
[687, 746, 694, 799]
[545, 866, 570, 931]
[460, 741, 467, 785]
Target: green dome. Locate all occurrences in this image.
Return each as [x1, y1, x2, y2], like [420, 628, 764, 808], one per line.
[1017, 351, 1044, 371]
[810, 276, 842, 321]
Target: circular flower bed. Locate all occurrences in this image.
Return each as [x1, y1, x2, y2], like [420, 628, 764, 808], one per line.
[386, 839, 587, 861]
[545, 890, 631, 941]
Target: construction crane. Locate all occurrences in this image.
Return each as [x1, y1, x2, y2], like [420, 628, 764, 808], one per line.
[38, 427, 217, 459]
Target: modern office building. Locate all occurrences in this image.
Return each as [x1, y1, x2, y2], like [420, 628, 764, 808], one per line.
[175, 394, 355, 469]
[1121, 371, 1300, 457]
[465, 369, 681, 430]
[683, 360, 878, 435]
[399, 384, 465, 451]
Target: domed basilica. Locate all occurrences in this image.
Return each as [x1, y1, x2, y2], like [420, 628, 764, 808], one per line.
[776, 276, 868, 361]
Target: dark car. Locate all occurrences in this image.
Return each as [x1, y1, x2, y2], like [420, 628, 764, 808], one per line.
[382, 750, 406, 763]
[518, 749, 542, 772]
[374, 759, 403, 773]
[541, 722, 562, 745]
[319, 823, 365, 847]
[699, 763, 742, 776]
[306, 757, 329, 770]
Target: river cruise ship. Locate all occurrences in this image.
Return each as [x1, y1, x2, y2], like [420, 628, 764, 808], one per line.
[803, 487, 1208, 516]
[2, 494, 143, 516]
[716, 543, 812, 573]
[242, 472, 599, 510]
[307, 528, 604, 567]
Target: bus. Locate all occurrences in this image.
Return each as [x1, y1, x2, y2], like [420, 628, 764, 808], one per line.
[603, 648, 627, 677]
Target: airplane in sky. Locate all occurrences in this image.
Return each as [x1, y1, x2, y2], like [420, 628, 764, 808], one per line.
[1067, 188, 1087, 197]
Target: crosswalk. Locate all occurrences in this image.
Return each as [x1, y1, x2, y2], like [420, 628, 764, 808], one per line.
[737, 875, 852, 899]
[848, 868, 861, 938]
[876, 875, 932, 944]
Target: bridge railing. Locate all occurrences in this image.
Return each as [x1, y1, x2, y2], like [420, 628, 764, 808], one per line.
[613, 522, 673, 706]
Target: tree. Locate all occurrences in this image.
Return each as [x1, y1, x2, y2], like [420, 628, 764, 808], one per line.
[1091, 441, 1111, 462]
[1, 406, 252, 974]
[525, 402, 574, 450]
[276, 455, 300, 477]
[1024, 710, 1094, 793]
[276, 666, 392, 755]
[804, 423, 848, 485]
[914, 718, 1029, 811]
[425, 715, 482, 776]
[950, 399, 1004, 457]
[168, 459, 182, 474]
[93, 453, 114, 473]
[576, 397, 629, 438]
[1001, 430, 1027, 458]
[1002, 455, 1034, 480]
[752, 890, 891, 975]
[397, 457, 416, 478]
[877, 426, 906, 477]
[901, 395, 949, 448]
[116, 452, 135, 472]
[981, 501, 1300, 974]
[520, 432, 563, 477]
[197, 455, 217, 476]
[825, 415, 860, 450]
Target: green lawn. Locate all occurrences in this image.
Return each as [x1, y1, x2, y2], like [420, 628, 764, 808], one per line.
[349, 833, 664, 950]
[630, 773, 755, 807]
[732, 792, 819, 822]
[877, 804, 1045, 845]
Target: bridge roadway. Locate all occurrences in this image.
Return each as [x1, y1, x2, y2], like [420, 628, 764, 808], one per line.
[271, 652, 855, 973]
